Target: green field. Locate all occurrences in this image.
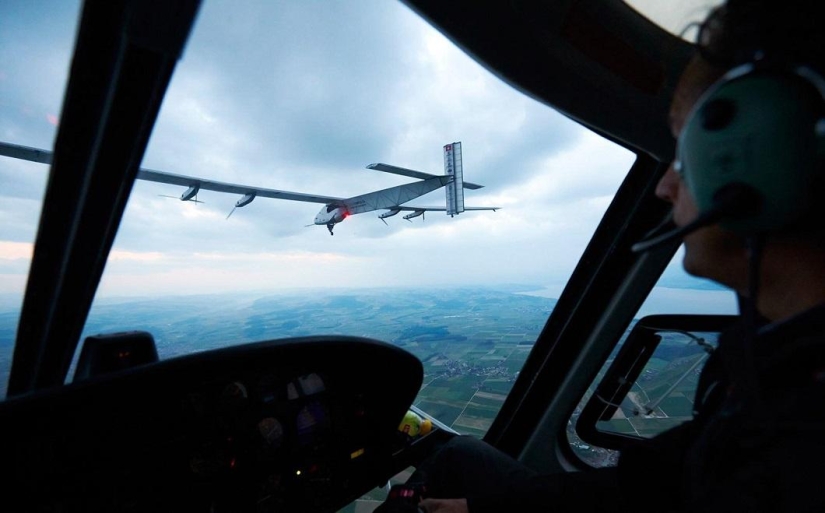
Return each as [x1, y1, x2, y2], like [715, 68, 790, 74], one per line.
[659, 395, 695, 417]
[599, 419, 637, 435]
[480, 379, 514, 395]
[415, 400, 465, 426]
[469, 395, 505, 409]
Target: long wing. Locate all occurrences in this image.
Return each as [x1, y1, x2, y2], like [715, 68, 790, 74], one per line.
[367, 163, 484, 190]
[0, 141, 52, 164]
[343, 176, 451, 214]
[0, 141, 342, 204]
[0, 140, 492, 211]
[395, 206, 499, 211]
[137, 169, 342, 204]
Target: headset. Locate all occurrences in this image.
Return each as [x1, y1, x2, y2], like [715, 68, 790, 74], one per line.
[633, 62, 825, 252]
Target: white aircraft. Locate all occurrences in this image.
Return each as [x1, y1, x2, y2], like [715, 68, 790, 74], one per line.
[0, 141, 498, 235]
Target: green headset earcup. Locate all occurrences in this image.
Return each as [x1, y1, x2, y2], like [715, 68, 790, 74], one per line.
[678, 72, 824, 235]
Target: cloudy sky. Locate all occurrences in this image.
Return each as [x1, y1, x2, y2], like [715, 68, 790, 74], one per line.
[0, 0, 734, 315]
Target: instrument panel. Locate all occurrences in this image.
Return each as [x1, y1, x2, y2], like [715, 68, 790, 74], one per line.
[0, 336, 423, 513]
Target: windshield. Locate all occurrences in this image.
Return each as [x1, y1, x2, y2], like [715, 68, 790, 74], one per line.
[2, 0, 636, 423]
[0, 0, 82, 396]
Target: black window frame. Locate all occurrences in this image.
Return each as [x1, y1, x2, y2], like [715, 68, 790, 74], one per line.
[576, 313, 737, 451]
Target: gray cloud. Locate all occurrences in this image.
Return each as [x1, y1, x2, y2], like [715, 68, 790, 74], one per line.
[0, 1, 78, 149]
[0, 158, 49, 201]
[147, 0, 419, 175]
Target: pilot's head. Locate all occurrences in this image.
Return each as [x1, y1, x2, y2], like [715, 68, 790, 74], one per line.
[654, 0, 825, 313]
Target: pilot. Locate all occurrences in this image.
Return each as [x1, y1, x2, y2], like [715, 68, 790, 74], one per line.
[380, 0, 825, 511]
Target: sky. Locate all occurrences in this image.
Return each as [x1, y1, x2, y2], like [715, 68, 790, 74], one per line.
[0, 1, 733, 314]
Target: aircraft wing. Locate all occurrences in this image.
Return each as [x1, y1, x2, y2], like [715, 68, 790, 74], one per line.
[0, 141, 343, 205]
[395, 206, 499, 211]
[0, 140, 495, 210]
[137, 169, 342, 204]
[0, 141, 52, 164]
[343, 175, 451, 214]
[366, 163, 484, 190]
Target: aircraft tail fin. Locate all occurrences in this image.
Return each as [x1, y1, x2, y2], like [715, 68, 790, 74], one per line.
[444, 142, 464, 216]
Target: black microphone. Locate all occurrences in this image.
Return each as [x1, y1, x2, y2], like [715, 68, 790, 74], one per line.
[631, 209, 723, 253]
[631, 183, 763, 253]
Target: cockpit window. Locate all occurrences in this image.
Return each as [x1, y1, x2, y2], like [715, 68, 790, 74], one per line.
[3, 0, 633, 455]
[567, 249, 737, 468]
[71, 0, 635, 435]
[0, 0, 82, 397]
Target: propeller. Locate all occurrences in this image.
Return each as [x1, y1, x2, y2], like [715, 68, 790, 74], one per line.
[226, 206, 237, 219]
[380, 217, 388, 226]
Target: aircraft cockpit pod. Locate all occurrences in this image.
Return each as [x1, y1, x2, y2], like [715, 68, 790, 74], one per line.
[315, 204, 338, 224]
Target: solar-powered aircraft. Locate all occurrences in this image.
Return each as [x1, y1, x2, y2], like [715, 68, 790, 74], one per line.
[0, 140, 498, 235]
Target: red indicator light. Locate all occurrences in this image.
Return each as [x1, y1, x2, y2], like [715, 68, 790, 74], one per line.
[230, 457, 237, 469]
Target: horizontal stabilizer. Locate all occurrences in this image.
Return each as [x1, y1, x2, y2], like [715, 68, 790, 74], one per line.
[394, 206, 499, 212]
[366, 163, 483, 190]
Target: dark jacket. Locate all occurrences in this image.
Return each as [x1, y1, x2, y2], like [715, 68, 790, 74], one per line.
[471, 304, 825, 512]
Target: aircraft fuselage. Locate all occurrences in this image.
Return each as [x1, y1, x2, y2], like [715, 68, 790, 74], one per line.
[314, 205, 349, 226]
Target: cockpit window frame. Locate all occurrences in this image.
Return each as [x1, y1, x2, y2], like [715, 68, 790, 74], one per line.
[7, 0, 201, 397]
[575, 314, 736, 451]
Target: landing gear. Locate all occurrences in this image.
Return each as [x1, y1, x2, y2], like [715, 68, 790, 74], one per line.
[327, 223, 335, 236]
